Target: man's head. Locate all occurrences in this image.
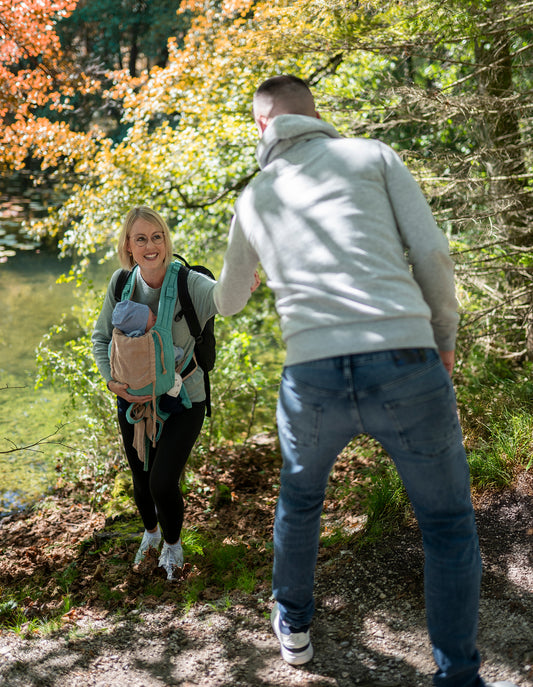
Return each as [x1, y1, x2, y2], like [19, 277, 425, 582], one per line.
[253, 75, 318, 135]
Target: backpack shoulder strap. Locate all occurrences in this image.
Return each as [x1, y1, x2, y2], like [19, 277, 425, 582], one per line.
[176, 261, 213, 416]
[174, 252, 191, 269]
[114, 269, 131, 301]
[176, 263, 202, 342]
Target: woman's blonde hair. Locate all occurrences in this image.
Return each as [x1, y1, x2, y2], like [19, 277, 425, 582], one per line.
[117, 206, 174, 269]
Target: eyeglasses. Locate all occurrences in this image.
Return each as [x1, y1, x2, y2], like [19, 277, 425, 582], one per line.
[131, 232, 165, 247]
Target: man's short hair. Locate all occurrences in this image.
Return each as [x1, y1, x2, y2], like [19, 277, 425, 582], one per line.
[255, 75, 311, 97]
[254, 75, 315, 117]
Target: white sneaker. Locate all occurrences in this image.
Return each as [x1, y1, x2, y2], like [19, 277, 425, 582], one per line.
[134, 528, 161, 564]
[485, 682, 520, 686]
[158, 540, 184, 580]
[271, 602, 313, 665]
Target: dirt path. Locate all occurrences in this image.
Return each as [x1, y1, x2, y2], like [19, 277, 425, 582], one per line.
[0, 461, 531, 687]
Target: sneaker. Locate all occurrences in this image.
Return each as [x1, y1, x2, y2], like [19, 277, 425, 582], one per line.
[271, 602, 313, 666]
[134, 528, 161, 564]
[158, 540, 183, 580]
[485, 683, 519, 686]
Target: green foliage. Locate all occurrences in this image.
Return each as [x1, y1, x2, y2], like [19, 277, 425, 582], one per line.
[34, 286, 126, 505]
[58, 0, 189, 74]
[56, 563, 80, 594]
[456, 347, 533, 444]
[204, 301, 282, 448]
[362, 461, 412, 542]
[456, 350, 533, 487]
[468, 449, 515, 489]
[0, 576, 75, 637]
[180, 534, 261, 607]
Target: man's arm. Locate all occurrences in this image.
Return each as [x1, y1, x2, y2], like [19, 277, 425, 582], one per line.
[381, 143, 459, 354]
[214, 215, 260, 316]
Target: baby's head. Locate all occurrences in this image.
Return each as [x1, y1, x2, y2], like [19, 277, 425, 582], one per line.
[112, 300, 155, 336]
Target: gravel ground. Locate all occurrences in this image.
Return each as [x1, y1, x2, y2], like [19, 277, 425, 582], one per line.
[0, 472, 531, 687]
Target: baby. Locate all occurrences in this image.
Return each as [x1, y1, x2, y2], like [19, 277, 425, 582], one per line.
[111, 300, 184, 397]
[112, 300, 156, 337]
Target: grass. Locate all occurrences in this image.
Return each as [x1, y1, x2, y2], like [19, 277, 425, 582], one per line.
[179, 534, 262, 607]
[0, 588, 74, 637]
[467, 407, 532, 489]
[362, 465, 412, 542]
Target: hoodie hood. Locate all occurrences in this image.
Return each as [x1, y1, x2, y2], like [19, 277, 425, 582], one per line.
[256, 114, 342, 169]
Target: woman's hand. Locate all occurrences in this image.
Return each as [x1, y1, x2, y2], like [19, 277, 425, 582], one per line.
[107, 380, 152, 404]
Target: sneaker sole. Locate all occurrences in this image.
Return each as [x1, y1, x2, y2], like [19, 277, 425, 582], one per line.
[271, 607, 314, 666]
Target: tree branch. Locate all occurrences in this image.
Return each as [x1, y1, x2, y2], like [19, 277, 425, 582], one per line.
[0, 424, 73, 455]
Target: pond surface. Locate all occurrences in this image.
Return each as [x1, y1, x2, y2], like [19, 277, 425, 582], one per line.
[0, 170, 51, 261]
[0, 250, 77, 513]
[0, 180, 114, 515]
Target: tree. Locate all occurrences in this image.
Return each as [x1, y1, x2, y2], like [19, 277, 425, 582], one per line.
[13, 0, 530, 467]
[57, 0, 189, 77]
[25, 0, 533, 360]
[0, 0, 99, 169]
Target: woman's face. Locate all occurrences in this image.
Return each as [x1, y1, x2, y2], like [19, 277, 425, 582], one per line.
[126, 218, 166, 275]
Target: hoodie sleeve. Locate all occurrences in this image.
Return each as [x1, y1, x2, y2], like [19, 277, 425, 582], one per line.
[92, 270, 123, 383]
[381, 144, 459, 351]
[213, 215, 259, 316]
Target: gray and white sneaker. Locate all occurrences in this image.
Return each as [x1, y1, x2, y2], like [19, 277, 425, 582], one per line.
[134, 527, 161, 564]
[158, 540, 184, 580]
[271, 602, 313, 665]
[485, 682, 519, 686]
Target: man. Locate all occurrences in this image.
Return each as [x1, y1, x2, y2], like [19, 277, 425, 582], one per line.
[213, 75, 516, 687]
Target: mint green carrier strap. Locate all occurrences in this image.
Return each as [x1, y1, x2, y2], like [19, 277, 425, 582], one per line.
[156, 261, 180, 333]
[120, 262, 179, 331]
[161, 262, 193, 409]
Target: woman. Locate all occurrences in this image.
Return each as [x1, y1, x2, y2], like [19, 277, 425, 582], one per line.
[92, 206, 218, 580]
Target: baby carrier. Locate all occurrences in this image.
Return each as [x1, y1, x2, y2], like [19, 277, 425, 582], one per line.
[110, 261, 183, 469]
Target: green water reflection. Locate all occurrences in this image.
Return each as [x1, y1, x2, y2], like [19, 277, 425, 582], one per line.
[0, 249, 113, 514]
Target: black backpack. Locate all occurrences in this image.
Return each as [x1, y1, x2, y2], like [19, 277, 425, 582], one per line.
[113, 254, 216, 416]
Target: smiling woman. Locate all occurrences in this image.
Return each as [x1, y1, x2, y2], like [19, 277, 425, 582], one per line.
[92, 205, 219, 581]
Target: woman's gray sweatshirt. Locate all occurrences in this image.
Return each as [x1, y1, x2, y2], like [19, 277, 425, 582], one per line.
[214, 115, 459, 366]
[92, 267, 217, 402]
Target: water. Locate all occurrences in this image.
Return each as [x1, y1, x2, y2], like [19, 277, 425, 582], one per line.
[0, 170, 50, 261]
[0, 184, 114, 514]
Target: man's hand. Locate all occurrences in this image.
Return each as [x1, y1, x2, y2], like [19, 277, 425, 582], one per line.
[439, 350, 455, 377]
[251, 271, 261, 292]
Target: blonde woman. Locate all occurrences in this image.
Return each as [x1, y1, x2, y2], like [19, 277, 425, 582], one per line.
[92, 206, 218, 580]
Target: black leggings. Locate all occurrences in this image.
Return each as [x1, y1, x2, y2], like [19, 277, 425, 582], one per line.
[118, 402, 205, 544]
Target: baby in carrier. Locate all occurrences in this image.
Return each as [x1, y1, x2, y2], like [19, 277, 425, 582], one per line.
[112, 299, 156, 337]
[111, 300, 184, 397]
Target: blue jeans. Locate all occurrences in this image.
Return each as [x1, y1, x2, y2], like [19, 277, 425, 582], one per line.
[273, 349, 483, 687]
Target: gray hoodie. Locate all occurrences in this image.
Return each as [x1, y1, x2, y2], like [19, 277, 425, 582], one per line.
[214, 115, 458, 366]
